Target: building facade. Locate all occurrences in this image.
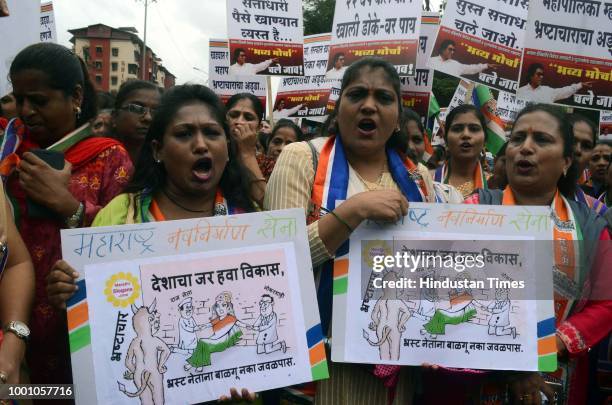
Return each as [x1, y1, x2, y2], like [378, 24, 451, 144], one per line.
[69, 24, 176, 93]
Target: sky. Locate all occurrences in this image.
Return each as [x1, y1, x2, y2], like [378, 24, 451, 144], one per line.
[55, 0, 442, 88]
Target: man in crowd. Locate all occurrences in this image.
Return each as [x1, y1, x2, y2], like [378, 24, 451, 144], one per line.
[325, 52, 348, 80]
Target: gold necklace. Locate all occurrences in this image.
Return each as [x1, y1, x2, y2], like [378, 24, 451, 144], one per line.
[354, 162, 387, 191]
[455, 180, 475, 198]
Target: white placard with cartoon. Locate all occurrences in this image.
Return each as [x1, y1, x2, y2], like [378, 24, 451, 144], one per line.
[61, 209, 328, 404]
[332, 203, 557, 372]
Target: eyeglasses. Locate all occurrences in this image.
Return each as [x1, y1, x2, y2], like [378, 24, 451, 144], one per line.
[120, 103, 157, 117]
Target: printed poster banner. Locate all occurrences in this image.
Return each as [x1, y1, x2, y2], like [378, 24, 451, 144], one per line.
[601, 110, 612, 141]
[430, 0, 528, 93]
[400, 12, 440, 118]
[274, 33, 336, 119]
[497, 90, 529, 131]
[518, 1, 612, 111]
[327, 0, 422, 78]
[61, 209, 327, 405]
[331, 203, 556, 371]
[0, 0, 39, 95]
[226, 0, 304, 76]
[40, 2, 56, 43]
[208, 39, 267, 108]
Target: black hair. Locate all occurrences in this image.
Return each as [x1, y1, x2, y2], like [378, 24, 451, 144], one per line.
[444, 104, 488, 141]
[401, 108, 425, 134]
[124, 84, 255, 212]
[114, 80, 160, 110]
[526, 63, 544, 82]
[261, 294, 274, 303]
[332, 52, 345, 64]
[567, 113, 597, 145]
[10, 42, 97, 126]
[97, 91, 115, 110]
[332, 57, 406, 151]
[513, 103, 577, 197]
[273, 97, 286, 111]
[438, 39, 455, 54]
[267, 119, 304, 151]
[233, 48, 246, 60]
[226, 93, 264, 123]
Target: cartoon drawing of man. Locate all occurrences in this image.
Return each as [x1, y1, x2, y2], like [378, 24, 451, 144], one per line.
[175, 297, 201, 354]
[485, 288, 516, 338]
[251, 294, 286, 354]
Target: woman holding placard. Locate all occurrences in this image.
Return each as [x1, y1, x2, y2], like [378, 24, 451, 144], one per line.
[433, 104, 489, 200]
[1, 42, 133, 387]
[422, 104, 612, 404]
[264, 57, 434, 404]
[47, 84, 258, 402]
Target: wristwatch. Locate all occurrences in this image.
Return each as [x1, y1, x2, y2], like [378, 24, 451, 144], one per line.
[65, 202, 84, 229]
[4, 321, 30, 341]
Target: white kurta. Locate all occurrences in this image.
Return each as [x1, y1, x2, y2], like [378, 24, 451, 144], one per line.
[516, 83, 582, 103]
[428, 56, 488, 76]
[228, 60, 273, 76]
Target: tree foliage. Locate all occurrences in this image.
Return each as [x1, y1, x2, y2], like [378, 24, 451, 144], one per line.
[303, 0, 335, 35]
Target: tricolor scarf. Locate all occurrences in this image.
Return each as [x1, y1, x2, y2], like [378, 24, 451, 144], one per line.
[434, 160, 488, 191]
[578, 168, 590, 185]
[137, 188, 242, 223]
[308, 135, 426, 405]
[575, 188, 607, 216]
[502, 186, 581, 322]
[0, 118, 123, 181]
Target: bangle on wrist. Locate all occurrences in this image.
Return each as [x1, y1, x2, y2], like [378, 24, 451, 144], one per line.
[250, 177, 266, 183]
[65, 201, 84, 229]
[320, 206, 353, 233]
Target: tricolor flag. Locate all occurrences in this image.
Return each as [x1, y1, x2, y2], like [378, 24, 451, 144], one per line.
[472, 85, 506, 155]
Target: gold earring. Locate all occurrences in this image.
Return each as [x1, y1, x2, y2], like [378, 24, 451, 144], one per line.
[75, 106, 82, 120]
[563, 168, 568, 177]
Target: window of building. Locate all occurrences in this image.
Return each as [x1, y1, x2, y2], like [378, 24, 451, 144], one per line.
[95, 75, 102, 84]
[95, 61, 102, 70]
[83, 46, 90, 59]
[128, 64, 138, 75]
[112, 48, 119, 57]
[112, 62, 118, 72]
[111, 76, 118, 86]
[95, 46, 103, 55]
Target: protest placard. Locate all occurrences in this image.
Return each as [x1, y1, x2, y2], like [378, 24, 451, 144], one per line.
[0, 0, 39, 95]
[331, 203, 556, 371]
[273, 34, 335, 119]
[208, 39, 267, 107]
[61, 209, 327, 404]
[400, 12, 440, 118]
[40, 2, 56, 43]
[226, 0, 304, 76]
[327, 0, 421, 79]
[601, 111, 612, 142]
[518, 1, 612, 111]
[430, 0, 528, 92]
[496, 90, 529, 131]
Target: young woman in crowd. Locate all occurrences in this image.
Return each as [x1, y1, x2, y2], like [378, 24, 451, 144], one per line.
[585, 142, 611, 198]
[0, 179, 35, 386]
[266, 119, 304, 159]
[422, 104, 612, 404]
[47, 84, 258, 402]
[0, 92, 17, 120]
[434, 104, 489, 199]
[401, 109, 427, 164]
[111, 80, 161, 163]
[91, 109, 113, 137]
[265, 57, 439, 404]
[0, 42, 132, 387]
[224, 93, 272, 200]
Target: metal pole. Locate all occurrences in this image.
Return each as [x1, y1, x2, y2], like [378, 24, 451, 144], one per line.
[266, 76, 274, 125]
[141, 0, 148, 80]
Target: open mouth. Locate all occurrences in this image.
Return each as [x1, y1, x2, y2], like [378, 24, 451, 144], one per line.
[516, 159, 535, 173]
[357, 119, 377, 133]
[192, 157, 213, 182]
[459, 141, 472, 149]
